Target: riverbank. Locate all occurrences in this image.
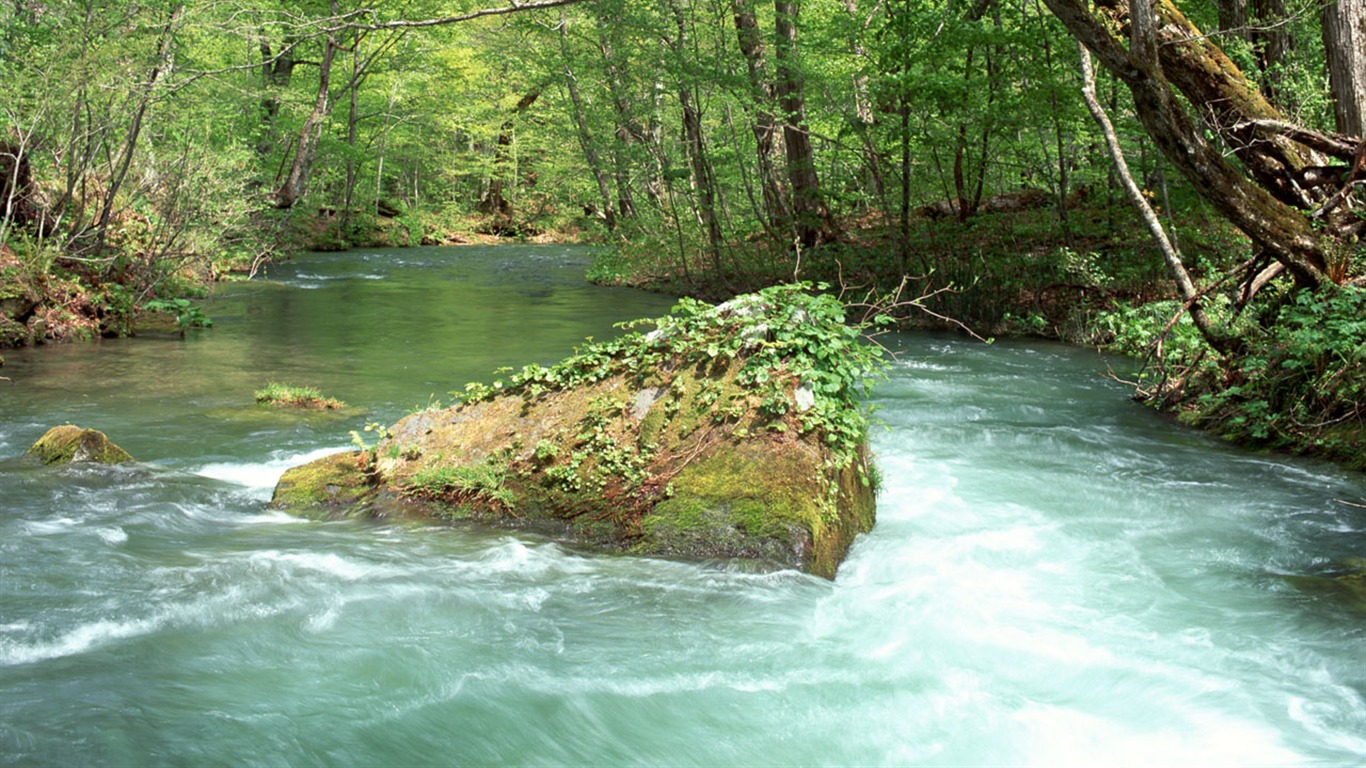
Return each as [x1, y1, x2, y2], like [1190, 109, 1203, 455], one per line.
[585, 202, 1366, 473]
[4, 201, 1361, 472]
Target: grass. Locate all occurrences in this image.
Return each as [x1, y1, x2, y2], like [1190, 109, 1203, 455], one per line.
[254, 382, 346, 410]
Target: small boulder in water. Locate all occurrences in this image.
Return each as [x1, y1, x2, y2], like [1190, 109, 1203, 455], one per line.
[272, 451, 380, 518]
[25, 425, 134, 465]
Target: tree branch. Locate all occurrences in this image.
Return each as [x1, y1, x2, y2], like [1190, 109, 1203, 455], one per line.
[326, 0, 596, 33]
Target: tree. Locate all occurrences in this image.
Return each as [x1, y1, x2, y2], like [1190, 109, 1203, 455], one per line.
[1041, 0, 1361, 290]
[1322, 0, 1366, 136]
[773, 0, 834, 247]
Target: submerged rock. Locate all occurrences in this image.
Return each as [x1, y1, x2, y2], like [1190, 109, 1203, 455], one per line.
[1284, 558, 1366, 614]
[272, 284, 884, 578]
[25, 425, 134, 465]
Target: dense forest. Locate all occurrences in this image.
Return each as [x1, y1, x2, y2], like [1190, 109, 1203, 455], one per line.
[1, 0, 1363, 465]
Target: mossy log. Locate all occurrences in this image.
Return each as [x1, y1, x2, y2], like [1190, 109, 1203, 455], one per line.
[25, 425, 134, 465]
[272, 286, 883, 577]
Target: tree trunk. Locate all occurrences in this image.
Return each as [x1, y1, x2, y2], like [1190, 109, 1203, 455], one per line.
[1078, 43, 1237, 355]
[592, 28, 640, 219]
[342, 44, 361, 233]
[558, 11, 616, 230]
[733, 0, 789, 229]
[93, 3, 184, 248]
[840, 0, 886, 204]
[256, 36, 297, 158]
[1043, 0, 1334, 287]
[479, 87, 542, 222]
[773, 0, 832, 248]
[1322, 0, 1366, 136]
[664, 0, 725, 276]
[275, 5, 339, 210]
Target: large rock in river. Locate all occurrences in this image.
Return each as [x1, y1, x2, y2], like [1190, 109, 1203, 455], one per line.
[272, 285, 884, 577]
[26, 425, 134, 465]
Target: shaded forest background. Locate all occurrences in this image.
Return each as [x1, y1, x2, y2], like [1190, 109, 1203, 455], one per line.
[1, 0, 1364, 465]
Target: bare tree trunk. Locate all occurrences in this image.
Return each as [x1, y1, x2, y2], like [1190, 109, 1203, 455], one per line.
[558, 11, 616, 231]
[256, 35, 297, 158]
[733, 0, 789, 229]
[840, 0, 886, 203]
[275, 2, 340, 210]
[342, 44, 361, 233]
[773, 0, 832, 248]
[479, 87, 542, 222]
[1322, 0, 1366, 136]
[664, 0, 725, 276]
[592, 28, 640, 219]
[1043, 0, 1334, 288]
[93, 3, 184, 249]
[1078, 44, 1236, 354]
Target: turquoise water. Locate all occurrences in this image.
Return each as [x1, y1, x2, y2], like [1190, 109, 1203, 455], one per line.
[2, 246, 1363, 765]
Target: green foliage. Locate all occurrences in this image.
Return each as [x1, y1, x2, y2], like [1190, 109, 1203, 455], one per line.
[454, 282, 889, 473]
[404, 454, 516, 508]
[142, 298, 213, 332]
[1090, 300, 1210, 362]
[1195, 287, 1365, 461]
[350, 422, 393, 452]
[255, 382, 346, 410]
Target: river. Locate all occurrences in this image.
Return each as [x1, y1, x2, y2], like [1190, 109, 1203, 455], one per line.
[1, 246, 1363, 766]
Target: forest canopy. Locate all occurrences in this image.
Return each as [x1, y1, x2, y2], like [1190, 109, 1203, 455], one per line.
[2, 0, 1364, 463]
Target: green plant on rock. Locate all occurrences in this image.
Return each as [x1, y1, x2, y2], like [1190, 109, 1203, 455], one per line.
[404, 453, 516, 509]
[143, 298, 212, 333]
[256, 383, 346, 410]
[452, 283, 890, 477]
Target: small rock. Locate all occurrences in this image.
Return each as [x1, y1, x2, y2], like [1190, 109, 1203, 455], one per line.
[25, 426, 134, 465]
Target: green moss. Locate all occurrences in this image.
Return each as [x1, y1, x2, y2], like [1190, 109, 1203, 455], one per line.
[270, 451, 376, 518]
[274, 286, 883, 577]
[25, 425, 134, 465]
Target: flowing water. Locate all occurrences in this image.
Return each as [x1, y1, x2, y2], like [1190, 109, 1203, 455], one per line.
[1, 246, 1363, 766]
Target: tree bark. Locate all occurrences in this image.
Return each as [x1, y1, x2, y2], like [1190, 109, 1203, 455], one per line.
[1078, 44, 1236, 354]
[1322, 0, 1366, 137]
[479, 87, 543, 221]
[773, 0, 833, 248]
[665, 0, 725, 274]
[558, 11, 616, 230]
[256, 36, 297, 158]
[93, 3, 184, 247]
[1043, 0, 1333, 288]
[592, 25, 641, 218]
[733, 0, 789, 229]
[275, 4, 339, 210]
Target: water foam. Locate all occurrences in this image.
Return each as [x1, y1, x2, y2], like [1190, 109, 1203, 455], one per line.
[196, 446, 350, 493]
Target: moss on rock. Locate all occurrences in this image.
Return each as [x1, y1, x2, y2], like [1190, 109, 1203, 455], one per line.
[25, 425, 134, 465]
[272, 284, 886, 577]
[270, 450, 381, 519]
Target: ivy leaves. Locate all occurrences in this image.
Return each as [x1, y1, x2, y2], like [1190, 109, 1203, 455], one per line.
[453, 282, 890, 471]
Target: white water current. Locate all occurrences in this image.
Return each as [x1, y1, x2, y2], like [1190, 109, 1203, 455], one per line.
[1, 246, 1362, 765]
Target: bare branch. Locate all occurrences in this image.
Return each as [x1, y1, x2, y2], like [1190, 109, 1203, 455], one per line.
[326, 0, 596, 33]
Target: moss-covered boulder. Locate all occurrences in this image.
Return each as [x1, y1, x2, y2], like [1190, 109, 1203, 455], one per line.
[25, 425, 134, 465]
[272, 284, 885, 577]
[272, 451, 383, 518]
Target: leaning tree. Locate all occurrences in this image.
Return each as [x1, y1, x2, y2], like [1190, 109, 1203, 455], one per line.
[1042, 0, 1364, 298]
